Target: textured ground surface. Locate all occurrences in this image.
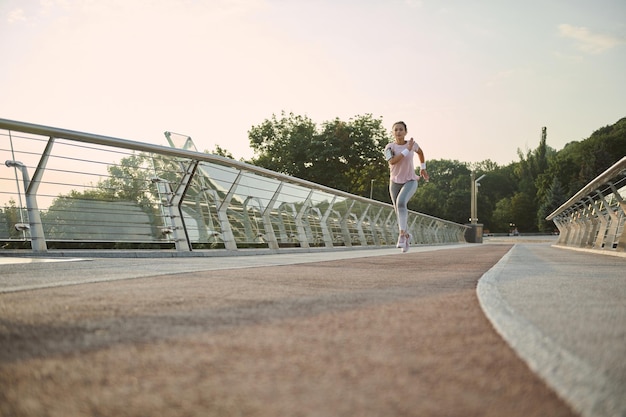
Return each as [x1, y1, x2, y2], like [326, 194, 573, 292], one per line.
[0, 244, 578, 417]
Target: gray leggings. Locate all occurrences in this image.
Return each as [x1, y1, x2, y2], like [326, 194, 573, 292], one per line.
[389, 180, 418, 232]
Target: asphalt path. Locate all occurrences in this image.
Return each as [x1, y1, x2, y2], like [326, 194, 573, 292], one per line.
[0, 238, 623, 416]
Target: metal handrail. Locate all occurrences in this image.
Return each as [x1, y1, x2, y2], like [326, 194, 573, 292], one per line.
[546, 156, 626, 221]
[0, 118, 465, 228]
[1, 118, 469, 253]
[546, 157, 626, 252]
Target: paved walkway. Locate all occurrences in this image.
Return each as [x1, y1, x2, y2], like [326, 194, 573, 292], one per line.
[477, 239, 625, 417]
[0, 238, 624, 417]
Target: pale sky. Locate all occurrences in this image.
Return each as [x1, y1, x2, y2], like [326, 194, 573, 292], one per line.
[1, 0, 625, 166]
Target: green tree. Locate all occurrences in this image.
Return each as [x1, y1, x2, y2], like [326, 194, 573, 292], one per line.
[1, 199, 23, 239]
[411, 159, 471, 224]
[248, 112, 317, 179]
[491, 197, 513, 233]
[248, 112, 390, 197]
[511, 127, 556, 232]
[98, 152, 162, 206]
[474, 163, 518, 232]
[585, 117, 626, 174]
[540, 117, 626, 198]
[510, 191, 536, 233]
[208, 145, 234, 160]
[537, 176, 567, 232]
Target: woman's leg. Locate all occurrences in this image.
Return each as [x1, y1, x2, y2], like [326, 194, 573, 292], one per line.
[389, 181, 402, 228]
[390, 180, 417, 234]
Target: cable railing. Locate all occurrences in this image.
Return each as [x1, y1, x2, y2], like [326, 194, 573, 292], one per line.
[1, 118, 469, 254]
[546, 156, 626, 253]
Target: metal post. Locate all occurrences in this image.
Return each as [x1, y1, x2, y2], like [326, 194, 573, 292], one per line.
[262, 182, 283, 250]
[217, 171, 243, 250]
[6, 145, 53, 252]
[295, 190, 314, 248]
[471, 172, 486, 224]
[470, 171, 476, 224]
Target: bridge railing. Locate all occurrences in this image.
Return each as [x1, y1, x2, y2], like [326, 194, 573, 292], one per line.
[1, 118, 468, 254]
[546, 157, 626, 253]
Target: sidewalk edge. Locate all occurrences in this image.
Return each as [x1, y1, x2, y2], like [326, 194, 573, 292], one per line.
[476, 245, 624, 417]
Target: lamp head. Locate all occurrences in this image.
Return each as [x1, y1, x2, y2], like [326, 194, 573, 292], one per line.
[5, 160, 25, 168]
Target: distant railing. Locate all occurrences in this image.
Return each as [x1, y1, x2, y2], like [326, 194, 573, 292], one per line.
[547, 157, 626, 253]
[0, 118, 468, 254]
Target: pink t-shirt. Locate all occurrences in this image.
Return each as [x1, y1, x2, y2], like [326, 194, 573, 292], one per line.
[385, 141, 420, 184]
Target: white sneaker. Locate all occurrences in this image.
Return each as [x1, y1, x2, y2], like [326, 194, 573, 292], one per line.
[402, 233, 411, 253]
[396, 234, 406, 248]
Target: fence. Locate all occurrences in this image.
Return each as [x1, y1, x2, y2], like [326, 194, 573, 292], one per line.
[546, 156, 626, 253]
[0, 118, 468, 254]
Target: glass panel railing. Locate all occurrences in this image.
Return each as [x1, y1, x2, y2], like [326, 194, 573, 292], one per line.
[1, 118, 469, 253]
[547, 157, 626, 252]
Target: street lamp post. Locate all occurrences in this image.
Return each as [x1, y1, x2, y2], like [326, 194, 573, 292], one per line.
[370, 179, 374, 200]
[470, 171, 486, 224]
[466, 171, 486, 244]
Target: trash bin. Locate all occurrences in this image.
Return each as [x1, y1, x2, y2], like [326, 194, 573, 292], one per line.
[464, 223, 483, 243]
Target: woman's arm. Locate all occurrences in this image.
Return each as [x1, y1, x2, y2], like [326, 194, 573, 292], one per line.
[417, 148, 430, 181]
[389, 138, 416, 165]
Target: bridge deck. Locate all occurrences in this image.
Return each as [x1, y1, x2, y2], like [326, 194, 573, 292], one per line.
[1, 237, 624, 417]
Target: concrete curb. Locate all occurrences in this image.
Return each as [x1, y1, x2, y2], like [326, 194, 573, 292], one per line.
[476, 245, 625, 417]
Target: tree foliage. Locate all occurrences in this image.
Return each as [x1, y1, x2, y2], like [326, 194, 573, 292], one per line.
[246, 114, 625, 233]
[248, 112, 390, 198]
[208, 145, 234, 160]
[411, 159, 471, 224]
[537, 176, 567, 232]
[0, 199, 23, 239]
